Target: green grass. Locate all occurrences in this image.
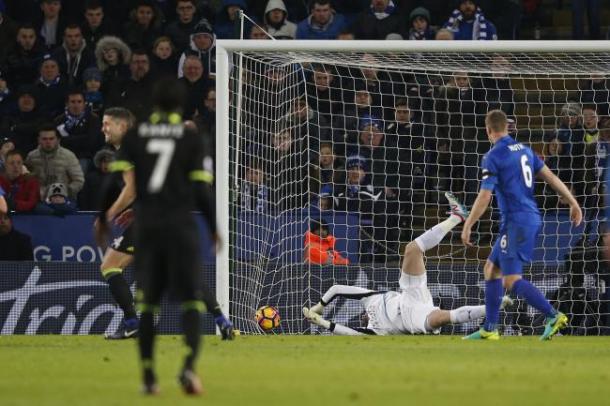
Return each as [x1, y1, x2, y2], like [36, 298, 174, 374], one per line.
[1, 335, 609, 406]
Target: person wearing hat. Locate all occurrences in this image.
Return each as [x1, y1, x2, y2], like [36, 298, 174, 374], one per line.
[407, 6, 435, 40]
[177, 17, 216, 78]
[214, 0, 248, 39]
[442, 0, 497, 41]
[304, 218, 349, 265]
[36, 54, 68, 118]
[35, 181, 77, 215]
[0, 149, 40, 213]
[4, 24, 46, 89]
[555, 101, 587, 204]
[1, 85, 45, 154]
[82, 66, 104, 114]
[94, 35, 132, 90]
[78, 148, 114, 210]
[264, 0, 297, 39]
[351, 0, 406, 40]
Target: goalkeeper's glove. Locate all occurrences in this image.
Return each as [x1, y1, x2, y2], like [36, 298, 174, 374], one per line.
[214, 315, 235, 341]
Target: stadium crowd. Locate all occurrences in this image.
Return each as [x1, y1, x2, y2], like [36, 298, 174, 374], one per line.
[0, 0, 608, 262]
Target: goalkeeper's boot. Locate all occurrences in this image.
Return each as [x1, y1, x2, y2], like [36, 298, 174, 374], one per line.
[178, 369, 204, 396]
[303, 307, 331, 329]
[463, 328, 500, 340]
[500, 295, 514, 309]
[445, 192, 469, 222]
[540, 312, 568, 341]
[214, 314, 235, 340]
[105, 318, 138, 340]
[309, 302, 325, 315]
[141, 368, 159, 396]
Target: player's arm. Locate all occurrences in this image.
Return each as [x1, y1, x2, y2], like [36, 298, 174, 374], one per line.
[461, 189, 492, 247]
[191, 170, 218, 237]
[106, 169, 136, 222]
[536, 165, 582, 226]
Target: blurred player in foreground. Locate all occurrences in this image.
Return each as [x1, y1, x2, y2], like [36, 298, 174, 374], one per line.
[303, 193, 512, 335]
[96, 78, 234, 395]
[461, 109, 582, 340]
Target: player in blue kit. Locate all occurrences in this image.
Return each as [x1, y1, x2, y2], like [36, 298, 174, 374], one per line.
[461, 109, 582, 340]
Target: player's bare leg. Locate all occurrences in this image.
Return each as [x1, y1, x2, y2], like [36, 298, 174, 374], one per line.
[101, 248, 138, 339]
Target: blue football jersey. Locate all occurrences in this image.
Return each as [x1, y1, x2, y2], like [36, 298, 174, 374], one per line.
[480, 135, 544, 225]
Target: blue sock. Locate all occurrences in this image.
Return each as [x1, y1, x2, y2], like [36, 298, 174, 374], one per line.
[484, 279, 503, 331]
[511, 279, 556, 318]
[125, 318, 139, 329]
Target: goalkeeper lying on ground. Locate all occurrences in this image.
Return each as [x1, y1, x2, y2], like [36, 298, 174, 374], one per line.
[303, 192, 511, 335]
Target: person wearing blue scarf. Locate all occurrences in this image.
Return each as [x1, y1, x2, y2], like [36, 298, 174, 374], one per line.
[443, 0, 497, 40]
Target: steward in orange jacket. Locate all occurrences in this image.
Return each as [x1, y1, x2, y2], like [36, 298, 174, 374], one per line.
[303, 219, 349, 265]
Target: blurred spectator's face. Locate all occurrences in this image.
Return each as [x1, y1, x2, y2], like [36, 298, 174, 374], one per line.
[49, 195, 66, 204]
[435, 29, 453, 40]
[41, 1, 61, 19]
[314, 71, 332, 90]
[294, 99, 308, 119]
[459, 0, 476, 19]
[85, 7, 104, 28]
[17, 28, 37, 51]
[360, 125, 384, 147]
[18, 94, 36, 112]
[227, 5, 241, 20]
[548, 138, 562, 156]
[5, 153, 24, 181]
[130, 54, 150, 80]
[395, 105, 411, 123]
[337, 32, 354, 40]
[454, 73, 469, 88]
[354, 90, 371, 108]
[0, 141, 14, 157]
[67, 94, 86, 116]
[246, 167, 263, 184]
[250, 26, 268, 39]
[85, 79, 101, 92]
[0, 213, 11, 236]
[361, 65, 377, 80]
[183, 58, 204, 82]
[41, 60, 60, 81]
[312, 3, 332, 25]
[268, 9, 284, 25]
[347, 167, 365, 184]
[565, 115, 580, 128]
[319, 145, 334, 167]
[100, 159, 110, 173]
[64, 27, 83, 52]
[136, 6, 154, 26]
[204, 89, 216, 112]
[319, 197, 332, 211]
[371, 0, 389, 12]
[176, 1, 196, 24]
[154, 40, 172, 59]
[102, 116, 128, 145]
[273, 131, 292, 153]
[102, 47, 119, 65]
[590, 74, 604, 84]
[193, 33, 213, 50]
[583, 108, 598, 129]
[491, 55, 510, 78]
[39, 131, 59, 152]
[412, 16, 427, 32]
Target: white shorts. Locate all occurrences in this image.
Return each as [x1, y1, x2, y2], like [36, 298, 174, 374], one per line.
[363, 273, 439, 335]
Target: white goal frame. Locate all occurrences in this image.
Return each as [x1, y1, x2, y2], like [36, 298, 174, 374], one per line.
[214, 40, 610, 321]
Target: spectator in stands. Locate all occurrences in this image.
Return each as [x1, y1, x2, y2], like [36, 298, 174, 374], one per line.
[435, 28, 454, 40]
[336, 154, 376, 217]
[538, 136, 571, 209]
[336, 29, 355, 40]
[0, 137, 14, 173]
[351, 0, 405, 40]
[264, 0, 297, 40]
[54, 88, 102, 173]
[555, 102, 586, 204]
[179, 55, 209, 120]
[193, 86, 216, 142]
[178, 18, 216, 78]
[78, 148, 113, 210]
[122, 0, 163, 51]
[82, 67, 103, 115]
[25, 124, 84, 199]
[332, 86, 380, 157]
[215, 0, 247, 39]
[5, 24, 45, 89]
[239, 160, 270, 213]
[95, 35, 132, 91]
[165, 0, 198, 52]
[0, 150, 40, 213]
[309, 141, 341, 202]
[303, 218, 349, 265]
[36, 55, 68, 118]
[296, 0, 347, 40]
[81, 0, 116, 50]
[36, 181, 77, 214]
[583, 105, 600, 144]
[249, 25, 269, 40]
[285, 96, 330, 153]
[151, 36, 178, 77]
[443, 0, 497, 41]
[2, 85, 45, 154]
[106, 49, 153, 120]
[0, 2, 17, 67]
[0, 73, 9, 114]
[478, 55, 514, 118]
[52, 24, 96, 86]
[306, 64, 343, 122]
[580, 75, 610, 117]
[572, 0, 601, 40]
[35, 0, 67, 50]
[0, 211, 33, 260]
[407, 7, 435, 40]
[0, 185, 6, 213]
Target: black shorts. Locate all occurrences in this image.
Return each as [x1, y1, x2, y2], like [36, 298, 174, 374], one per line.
[110, 224, 135, 255]
[134, 221, 202, 304]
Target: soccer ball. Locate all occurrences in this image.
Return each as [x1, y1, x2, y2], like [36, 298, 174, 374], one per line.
[255, 306, 280, 331]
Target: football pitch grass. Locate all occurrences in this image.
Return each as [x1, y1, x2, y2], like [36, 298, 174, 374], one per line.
[1, 335, 609, 406]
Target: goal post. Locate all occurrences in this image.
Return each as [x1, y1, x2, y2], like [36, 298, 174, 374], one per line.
[216, 40, 610, 335]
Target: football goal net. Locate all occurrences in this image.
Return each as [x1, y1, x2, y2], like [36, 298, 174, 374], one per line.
[216, 40, 610, 336]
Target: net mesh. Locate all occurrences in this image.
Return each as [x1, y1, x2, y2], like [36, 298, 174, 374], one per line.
[226, 49, 610, 335]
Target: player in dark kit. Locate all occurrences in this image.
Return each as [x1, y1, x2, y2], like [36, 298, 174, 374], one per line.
[96, 78, 234, 395]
